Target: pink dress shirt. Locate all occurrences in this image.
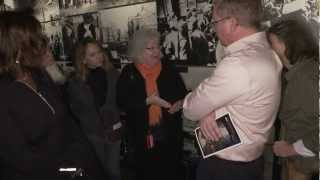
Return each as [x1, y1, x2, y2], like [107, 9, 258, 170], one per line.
[183, 32, 283, 161]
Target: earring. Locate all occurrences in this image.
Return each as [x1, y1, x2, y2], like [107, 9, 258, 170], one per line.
[16, 50, 21, 64]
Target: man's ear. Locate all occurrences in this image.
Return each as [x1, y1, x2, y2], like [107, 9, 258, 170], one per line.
[230, 17, 239, 32]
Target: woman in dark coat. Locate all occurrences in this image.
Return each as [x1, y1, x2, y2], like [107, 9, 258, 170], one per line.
[67, 38, 122, 180]
[267, 19, 319, 180]
[0, 11, 106, 180]
[117, 28, 187, 180]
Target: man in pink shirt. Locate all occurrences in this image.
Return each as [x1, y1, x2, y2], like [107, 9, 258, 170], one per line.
[183, 0, 283, 180]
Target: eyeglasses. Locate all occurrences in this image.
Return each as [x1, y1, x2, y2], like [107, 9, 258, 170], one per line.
[145, 46, 159, 51]
[211, 16, 231, 26]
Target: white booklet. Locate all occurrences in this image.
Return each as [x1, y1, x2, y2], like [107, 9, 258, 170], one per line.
[194, 113, 242, 159]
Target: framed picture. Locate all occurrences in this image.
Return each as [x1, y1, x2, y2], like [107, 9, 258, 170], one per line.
[59, 0, 98, 16]
[41, 20, 64, 61]
[0, 1, 14, 12]
[261, 0, 318, 28]
[59, 12, 101, 61]
[99, 1, 157, 67]
[157, 0, 217, 67]
[34, 0, 60, 22]
[97, 0, 154, 9]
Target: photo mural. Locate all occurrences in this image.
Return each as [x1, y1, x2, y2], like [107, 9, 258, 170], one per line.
[0, 0, 318, 68]
[157, 0, 216, 66]
[99, 1, 157, 67]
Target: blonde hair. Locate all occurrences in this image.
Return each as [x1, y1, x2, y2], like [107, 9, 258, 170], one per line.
[73, 38, 114, 81]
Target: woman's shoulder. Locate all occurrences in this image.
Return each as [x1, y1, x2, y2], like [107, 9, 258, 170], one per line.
[0, 77, 34, 103]
[68, 72, 84, 82]
[106, 67, 120, 77]
[299, 57, 318, 81]
[66, 73, 87, 91]
[0, 76, 13, 96]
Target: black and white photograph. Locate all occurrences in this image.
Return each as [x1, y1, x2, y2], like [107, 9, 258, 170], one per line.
[59, 0, 98, 16]
[99, 1, 157, 66]
[0, 0, 14, 11]
[262, 0, 319, 45]
[157, 0, 217, 66]
[1, 0, 60, 22]
[60, 12, 101, 61]
[194, 113, 241, 159]
[97, 0, 154, 9]
[262, 0, 318, 27]
[33, 0, 60, 22]
[41, 20, 64, 61]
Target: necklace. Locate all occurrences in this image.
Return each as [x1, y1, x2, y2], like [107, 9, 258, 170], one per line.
[16, 80, 56, 115]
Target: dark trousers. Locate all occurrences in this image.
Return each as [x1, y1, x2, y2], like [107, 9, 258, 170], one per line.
[197, 156, 264, 180]
[134, 142, 183, 180]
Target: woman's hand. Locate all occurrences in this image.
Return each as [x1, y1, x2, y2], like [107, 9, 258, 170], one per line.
[146, 93, 172, 108]
[273, 140, 297, 157]
[168, 100, 183, 114]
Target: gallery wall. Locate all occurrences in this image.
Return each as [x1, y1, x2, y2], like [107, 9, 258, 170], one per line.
[1, 0, 318, 160]
[1, 0, 318, 89]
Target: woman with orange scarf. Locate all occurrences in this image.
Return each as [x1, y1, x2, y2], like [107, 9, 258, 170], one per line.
[117, 29, 187, 180]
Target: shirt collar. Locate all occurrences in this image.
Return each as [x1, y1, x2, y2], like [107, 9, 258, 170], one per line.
[224, 32, 269, 58]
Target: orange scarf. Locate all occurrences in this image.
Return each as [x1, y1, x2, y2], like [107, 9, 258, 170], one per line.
[136, 62, 162, 126]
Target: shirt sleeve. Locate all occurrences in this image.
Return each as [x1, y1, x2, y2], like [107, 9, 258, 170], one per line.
[293, 139, 316, 157]
[183, 58, 250, 120]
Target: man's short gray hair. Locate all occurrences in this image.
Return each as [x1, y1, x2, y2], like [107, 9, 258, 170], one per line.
[213, 0, 263, 29]
[128, 28, 160, 64]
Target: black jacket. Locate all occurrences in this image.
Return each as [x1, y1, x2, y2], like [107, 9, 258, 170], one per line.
[0, 71, 106, 180]
[67, 68, 121, 171]
[116, 60, 187, 155]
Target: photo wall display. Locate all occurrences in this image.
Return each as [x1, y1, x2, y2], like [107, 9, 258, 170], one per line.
[2, 0, 317, 68]
[0, 0, 14, 11]
[41, 20, 64, 60]
[156, 0, 216, 67]
[41, 12, 101, 63]
[58, 0, 155, 17]
[62, 13, 101, 59]
[34, 0, 61, 22]
[155, 0, 318, 67]
[39, 0, 157, 69]
[59, 0, 98, 16]
[97, 0, 154, 9]
[262, 0, 318, 28]
[99, 1, 157, 67]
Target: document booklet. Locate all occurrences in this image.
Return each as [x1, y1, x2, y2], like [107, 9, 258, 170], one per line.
[194, 113, 242, 159]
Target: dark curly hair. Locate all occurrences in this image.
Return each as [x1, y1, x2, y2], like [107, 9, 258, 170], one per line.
[267, 19, 318, 65]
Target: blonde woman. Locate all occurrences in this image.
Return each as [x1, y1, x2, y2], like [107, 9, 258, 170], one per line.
[67, 38, 121, 180]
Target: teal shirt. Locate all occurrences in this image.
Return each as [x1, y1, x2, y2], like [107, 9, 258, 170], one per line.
[279, 57, 319, 173]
